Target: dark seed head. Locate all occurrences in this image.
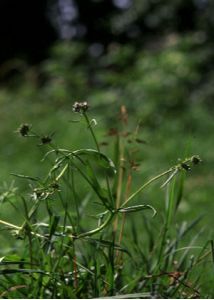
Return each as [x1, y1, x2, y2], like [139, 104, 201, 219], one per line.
[41, 136, 52, 145]
[50, 182, 60, 190]
[181, 163, 191, 171]
[18, 123, 30, 137]
[72, 101, 89, 113]
[191, 156, 201, 165]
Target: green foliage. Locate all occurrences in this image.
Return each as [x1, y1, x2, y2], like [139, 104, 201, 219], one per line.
[0, 104, 211, 298]
[0, 27, 213, 297]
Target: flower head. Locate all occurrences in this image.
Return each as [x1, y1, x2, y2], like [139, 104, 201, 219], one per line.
[40, 135, 52, 145]
[18, 124, 30, 137]
[191, 155, 201, 165]
[72, 101, 89, 113]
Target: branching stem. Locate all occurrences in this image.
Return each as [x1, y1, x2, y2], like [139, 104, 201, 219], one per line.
[121, 168, 173, 207]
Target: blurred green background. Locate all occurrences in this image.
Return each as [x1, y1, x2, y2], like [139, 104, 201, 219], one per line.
[0, 0, 213, 273]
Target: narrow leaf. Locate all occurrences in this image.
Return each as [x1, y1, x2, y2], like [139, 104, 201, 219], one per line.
[161, 169, 178, 188]
[211, 240, 214, 270]
[73, 149, 116, 173]
[10, 173, 39, 181]
[118, 204, 157, 217]
[85, 238, 131, 256]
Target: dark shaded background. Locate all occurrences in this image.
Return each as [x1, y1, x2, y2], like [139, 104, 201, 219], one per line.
[0, 0, 213, 65]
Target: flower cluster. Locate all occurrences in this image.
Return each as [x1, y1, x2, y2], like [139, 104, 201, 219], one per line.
[40, 135, 52, 145]
[72, 101, 89, 113]
[191, 155, 201, 165]
[180, 155, 202, 172]
[18, 123, 30, 137]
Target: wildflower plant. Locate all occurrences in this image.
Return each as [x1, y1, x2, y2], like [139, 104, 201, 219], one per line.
[0, 102, 211, 298]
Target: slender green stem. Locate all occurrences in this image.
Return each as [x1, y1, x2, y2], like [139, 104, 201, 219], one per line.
[121, 168, 173, 207]
[0, 219, 46, 239]
[114, 135, 125, 232]
[77, 212, 114, 239]
[0, 213, 113, 241]
[0, 219, 21, 230]
[83, 112, 100, 152]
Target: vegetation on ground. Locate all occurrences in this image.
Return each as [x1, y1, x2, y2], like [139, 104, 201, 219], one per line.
[0, 1, 214, 298]
[0, 98, 213, 298]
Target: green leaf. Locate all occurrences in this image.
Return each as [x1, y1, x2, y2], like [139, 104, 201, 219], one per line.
[49, 215, 60, 237]
[0, 256, 5, 263]
[118, 204, 157, 217]
[160, 169, 178, 188]
[1, 254, 22, 262]
[84, 160, 112, 209]
[85, 238, 131, 256]
[175, 172, 185, 211]
[10, 173, 39, 181]
[211, 240, 214, 270]
[0, 268, 49, 275]
[73, 149, 116, 173]
[100, 292, 152, 298]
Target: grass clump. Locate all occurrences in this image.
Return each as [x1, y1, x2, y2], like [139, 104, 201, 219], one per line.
[0, 102, 211, 299]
